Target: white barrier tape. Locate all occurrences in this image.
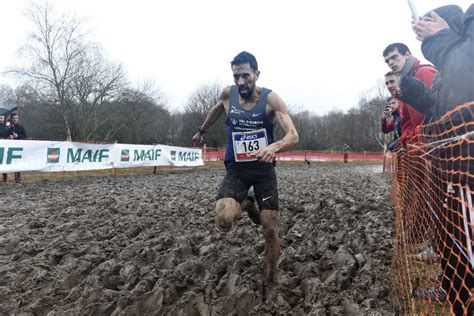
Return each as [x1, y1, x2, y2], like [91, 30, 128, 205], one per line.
[406, 130, 473, 158]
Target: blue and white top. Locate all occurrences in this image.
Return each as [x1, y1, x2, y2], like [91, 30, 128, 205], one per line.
[224, 85, 275, 169]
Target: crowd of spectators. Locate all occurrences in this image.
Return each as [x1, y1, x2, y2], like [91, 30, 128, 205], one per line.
[379, 4, 473, 314]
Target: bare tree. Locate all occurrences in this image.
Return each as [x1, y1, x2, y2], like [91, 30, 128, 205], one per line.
[358, 81, 392, 150]
[0, 85, 16, 106]
[10, 2, 126, 141]
[97, 82, 171, 144]
[184, 81, 222, 115]
[287, 110, 320, 150]
[181, 81, 225, 148]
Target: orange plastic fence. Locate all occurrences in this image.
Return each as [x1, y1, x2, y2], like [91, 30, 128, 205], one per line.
[390, 102, 473, 315]
[203, 150, 384, 162]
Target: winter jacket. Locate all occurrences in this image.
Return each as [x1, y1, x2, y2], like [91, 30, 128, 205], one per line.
[0, 123, 9, 139]
[382, 111, 402, 151]
[7, 123, 27, 140]
[381, 111, 401, 138]
[401, 60, 436, 142]
[399, 5, 473, 121]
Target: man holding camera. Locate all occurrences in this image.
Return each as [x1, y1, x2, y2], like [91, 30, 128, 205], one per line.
[381, 96, 401, 151]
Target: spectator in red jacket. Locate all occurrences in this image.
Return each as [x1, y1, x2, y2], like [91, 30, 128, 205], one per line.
[383, 43, 437, 143]
[384, 71, 416, 148]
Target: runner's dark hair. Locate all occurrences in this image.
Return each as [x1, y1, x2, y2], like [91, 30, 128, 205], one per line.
[231, 51, 258, 71]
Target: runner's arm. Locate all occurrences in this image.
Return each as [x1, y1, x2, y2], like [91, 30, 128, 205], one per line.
[192, 87, 229, 146]
[256, 92, 299, 163]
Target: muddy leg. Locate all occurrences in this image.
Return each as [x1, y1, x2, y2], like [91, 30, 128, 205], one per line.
[215, 198, 241, 232]
[260, 209, 280, 283]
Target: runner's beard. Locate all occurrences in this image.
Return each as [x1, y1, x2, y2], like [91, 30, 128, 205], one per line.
[238, 85, 253, 99]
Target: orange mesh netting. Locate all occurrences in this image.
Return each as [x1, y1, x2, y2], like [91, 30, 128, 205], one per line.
[390, 102, 474, 315]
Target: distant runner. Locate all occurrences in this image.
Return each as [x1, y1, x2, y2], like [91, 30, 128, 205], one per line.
[192, 51, 299, 285]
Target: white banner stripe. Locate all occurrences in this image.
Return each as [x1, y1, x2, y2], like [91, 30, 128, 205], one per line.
[0, 140, 203, 172]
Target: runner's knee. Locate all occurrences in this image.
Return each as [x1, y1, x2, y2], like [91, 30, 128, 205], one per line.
[215, 198, 240, 228]
[216, 213, 233, 229]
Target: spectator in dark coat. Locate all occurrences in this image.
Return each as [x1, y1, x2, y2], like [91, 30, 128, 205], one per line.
[3, 113, 26, 183]
[1, 113, 9, 183]
[399, 4, 473, 120]
[7, 113, 27, 140]
[0, 114, 8, 139]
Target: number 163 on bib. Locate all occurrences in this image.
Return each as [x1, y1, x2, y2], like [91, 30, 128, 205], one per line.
[232, 129, 268, 162]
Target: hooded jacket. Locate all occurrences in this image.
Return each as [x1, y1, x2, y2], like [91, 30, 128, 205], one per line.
[399, 5, 473, 121]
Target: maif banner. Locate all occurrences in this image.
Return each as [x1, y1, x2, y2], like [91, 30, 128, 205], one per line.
[0, 140, 203, 173]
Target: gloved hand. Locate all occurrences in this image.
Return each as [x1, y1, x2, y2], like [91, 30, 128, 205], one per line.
[398, 76, 436, 114]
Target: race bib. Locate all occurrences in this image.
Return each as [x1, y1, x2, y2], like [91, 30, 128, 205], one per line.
[232, 129, 268, 162]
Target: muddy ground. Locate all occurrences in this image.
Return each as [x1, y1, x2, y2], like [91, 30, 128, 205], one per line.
[0, 163, 394, 315]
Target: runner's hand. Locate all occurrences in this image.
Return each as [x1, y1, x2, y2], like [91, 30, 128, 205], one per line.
[256, 147, 275, 164]
[192, 132, 203, 147]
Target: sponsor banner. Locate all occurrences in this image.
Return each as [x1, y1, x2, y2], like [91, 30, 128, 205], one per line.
[112, 144, 203, 168]
[0, 140, 203, 173]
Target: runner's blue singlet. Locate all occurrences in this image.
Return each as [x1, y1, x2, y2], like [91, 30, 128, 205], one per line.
[224, 85, 275, 169]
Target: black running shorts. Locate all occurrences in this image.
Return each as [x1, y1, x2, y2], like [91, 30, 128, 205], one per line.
[217, 163, 278, 210]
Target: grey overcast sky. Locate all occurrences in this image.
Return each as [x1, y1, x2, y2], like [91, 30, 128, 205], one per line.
[0, 1, 472, 115]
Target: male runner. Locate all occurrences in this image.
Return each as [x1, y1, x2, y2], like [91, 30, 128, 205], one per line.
[192, 51, 299, 284]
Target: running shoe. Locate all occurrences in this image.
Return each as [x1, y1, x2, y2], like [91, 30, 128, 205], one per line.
[414, 285, 447, 303]
[429, 271, 443, 283]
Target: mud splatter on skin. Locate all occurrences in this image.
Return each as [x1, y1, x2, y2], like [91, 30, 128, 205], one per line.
[0, 164, 394, 315]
